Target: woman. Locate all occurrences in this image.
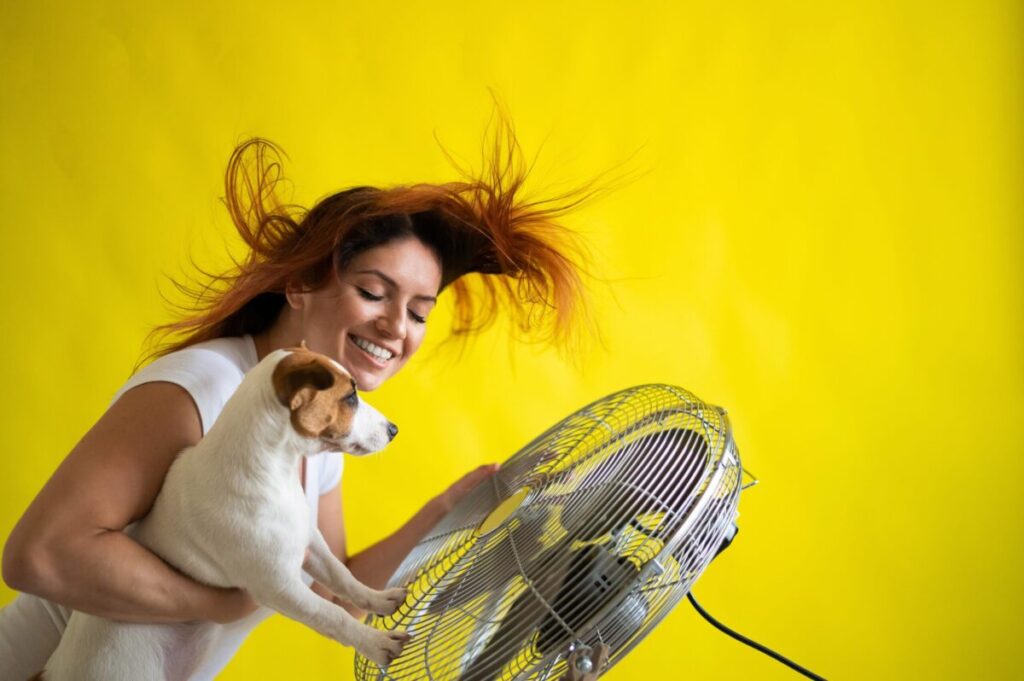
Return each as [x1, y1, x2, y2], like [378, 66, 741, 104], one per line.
[0, 121, 596, 679]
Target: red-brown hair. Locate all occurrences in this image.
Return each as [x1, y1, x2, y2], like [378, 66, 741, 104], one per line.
[136, 112, 606, 371]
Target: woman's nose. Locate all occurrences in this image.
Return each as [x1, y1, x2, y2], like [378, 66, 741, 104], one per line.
[376, 303, 406, 339]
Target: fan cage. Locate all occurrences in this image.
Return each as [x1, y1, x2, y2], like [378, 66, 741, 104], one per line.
[355, 384, 743, 680]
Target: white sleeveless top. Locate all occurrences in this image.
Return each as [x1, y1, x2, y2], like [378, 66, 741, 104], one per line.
[0, 335, 343, 681]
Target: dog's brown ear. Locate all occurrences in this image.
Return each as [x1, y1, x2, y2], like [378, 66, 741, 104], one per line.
[273, 355, 340, 437]
[273, 354, 336, 411]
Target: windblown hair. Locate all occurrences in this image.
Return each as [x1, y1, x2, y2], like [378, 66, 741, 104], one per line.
[137, 114, 605, 371]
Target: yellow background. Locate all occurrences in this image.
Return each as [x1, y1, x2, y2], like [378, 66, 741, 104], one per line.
[1, 1, 1021, 678]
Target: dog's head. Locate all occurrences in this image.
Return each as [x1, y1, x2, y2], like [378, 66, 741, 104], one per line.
[271, 341, 397, 455]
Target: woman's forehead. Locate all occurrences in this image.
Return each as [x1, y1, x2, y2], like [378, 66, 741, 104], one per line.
[343, 236, 442, 294]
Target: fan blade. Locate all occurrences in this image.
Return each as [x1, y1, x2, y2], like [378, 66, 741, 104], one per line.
[397, 529, 481, 620]
[425, 504, 557, 617]
[458, 548, 573, 681]
[536, 544, 639, 654]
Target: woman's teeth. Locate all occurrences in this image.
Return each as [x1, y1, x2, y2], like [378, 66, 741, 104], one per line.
[351, 336, 394, 361]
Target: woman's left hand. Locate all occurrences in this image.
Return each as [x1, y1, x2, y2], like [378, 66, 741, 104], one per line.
[436, 463, 500, 513]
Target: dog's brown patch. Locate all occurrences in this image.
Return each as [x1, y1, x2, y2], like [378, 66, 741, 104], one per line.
[272, 342, 356, 439]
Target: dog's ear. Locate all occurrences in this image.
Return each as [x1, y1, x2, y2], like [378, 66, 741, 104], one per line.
[273, 354, 336, 411]
[273, 355, 340, 438]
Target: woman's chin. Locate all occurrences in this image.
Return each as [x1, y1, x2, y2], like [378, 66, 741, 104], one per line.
[350, 367, 384, 391]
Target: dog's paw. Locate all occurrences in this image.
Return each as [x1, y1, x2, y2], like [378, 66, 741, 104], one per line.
[357, 587, 408, 616]
[358, 627, 411, 667]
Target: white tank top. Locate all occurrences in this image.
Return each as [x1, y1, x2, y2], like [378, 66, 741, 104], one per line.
[0, 334, 344, 681]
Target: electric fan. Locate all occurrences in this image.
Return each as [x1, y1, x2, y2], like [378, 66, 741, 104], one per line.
[355, 384, 750, 680]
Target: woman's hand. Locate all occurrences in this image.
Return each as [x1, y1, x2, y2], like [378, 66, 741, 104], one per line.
[435, 463, 501, 514]
[204, 586, 261, 624]
[341, 463, 500, 596]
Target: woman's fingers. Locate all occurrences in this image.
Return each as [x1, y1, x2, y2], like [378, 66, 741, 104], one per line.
[457, 463, 500, 493]
[207, 587, 260, 624]
[440, 463, 500, 511]
[460, 464, 500, 488]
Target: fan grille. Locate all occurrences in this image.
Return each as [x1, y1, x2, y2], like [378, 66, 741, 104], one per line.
[355, 384, 743, 680]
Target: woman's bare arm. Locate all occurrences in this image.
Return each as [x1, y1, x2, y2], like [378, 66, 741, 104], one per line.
[311, 490, 356, 614]
[314, 464, 499, 620]
[1, 381, 256, 624]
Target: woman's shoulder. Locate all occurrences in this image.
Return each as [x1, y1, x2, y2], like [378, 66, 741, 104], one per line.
[110, 335, 260, 435]
[144, 333, 256, 372]
[168, 335, 260, 373]
[122, 335, 258, 386]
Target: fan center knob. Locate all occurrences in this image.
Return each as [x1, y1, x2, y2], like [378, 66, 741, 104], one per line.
[477, 487, 530, 535]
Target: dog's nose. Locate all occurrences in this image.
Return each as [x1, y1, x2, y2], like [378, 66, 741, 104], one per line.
[387, 422, 399, 440]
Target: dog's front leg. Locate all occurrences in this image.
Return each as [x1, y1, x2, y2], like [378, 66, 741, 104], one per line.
[304, 529, 407, 616]
[254, 579, 409, 667]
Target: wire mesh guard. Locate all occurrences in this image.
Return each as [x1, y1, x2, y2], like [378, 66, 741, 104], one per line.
[355, 384, 745, 680]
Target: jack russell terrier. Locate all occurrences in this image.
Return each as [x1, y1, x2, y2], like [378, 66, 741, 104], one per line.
[36, 342, 410, 680]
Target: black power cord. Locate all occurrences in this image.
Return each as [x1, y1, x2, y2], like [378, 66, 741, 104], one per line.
[687, 591, 826, 680]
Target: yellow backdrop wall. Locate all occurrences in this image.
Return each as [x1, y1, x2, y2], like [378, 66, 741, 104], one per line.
[1, 1, 1021, 678]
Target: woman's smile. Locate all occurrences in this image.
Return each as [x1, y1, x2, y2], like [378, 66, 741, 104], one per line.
[296, 235, 443, 390]
[348, 333, 397, 368]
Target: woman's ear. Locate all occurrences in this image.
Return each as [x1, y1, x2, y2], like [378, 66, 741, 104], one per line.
[284, 280, 306, 310]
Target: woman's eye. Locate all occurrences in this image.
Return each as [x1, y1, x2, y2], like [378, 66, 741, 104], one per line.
[409, 311, 427, 324]
[357, 287, 384, 302]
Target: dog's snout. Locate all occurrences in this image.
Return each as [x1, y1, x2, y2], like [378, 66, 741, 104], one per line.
[343, 399, 395, 455]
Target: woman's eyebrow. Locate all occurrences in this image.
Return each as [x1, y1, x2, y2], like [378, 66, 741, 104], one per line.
[356, 269, 437, 303]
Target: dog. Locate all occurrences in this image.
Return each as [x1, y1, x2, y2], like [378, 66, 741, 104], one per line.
[37, 342, 410, 680]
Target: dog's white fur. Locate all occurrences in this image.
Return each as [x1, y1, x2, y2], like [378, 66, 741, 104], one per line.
[41, 347, 409, 680]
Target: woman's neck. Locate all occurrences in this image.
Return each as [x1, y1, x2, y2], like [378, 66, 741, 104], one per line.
[252, 308, 301, 362]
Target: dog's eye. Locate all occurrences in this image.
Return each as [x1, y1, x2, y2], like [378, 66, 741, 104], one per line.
[344, 392, 358, 408]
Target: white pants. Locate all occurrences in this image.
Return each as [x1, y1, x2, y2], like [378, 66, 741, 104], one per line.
[0, 593, 67, 680]
[0, 592, 266, 681]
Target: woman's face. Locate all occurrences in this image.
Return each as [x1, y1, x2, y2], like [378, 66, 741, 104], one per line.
[291, 236, 442, 391]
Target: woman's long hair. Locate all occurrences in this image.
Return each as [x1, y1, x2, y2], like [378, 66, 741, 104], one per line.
[136, 111, 609, 371]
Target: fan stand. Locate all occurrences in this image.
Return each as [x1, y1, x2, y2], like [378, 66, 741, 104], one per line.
[562, 644, 610, 681]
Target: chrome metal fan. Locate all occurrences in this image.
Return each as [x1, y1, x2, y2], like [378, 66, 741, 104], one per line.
[355, 384, 752, 680]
